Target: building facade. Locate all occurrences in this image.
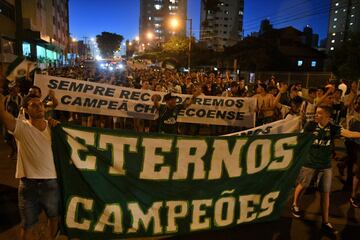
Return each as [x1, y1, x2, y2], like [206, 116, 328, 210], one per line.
[139, 0, 187, 45]
[0, 0, 17, 73]
[21, 0, 69, 66]
[327, 0, 360, 52]
[200, 0, 244, 52]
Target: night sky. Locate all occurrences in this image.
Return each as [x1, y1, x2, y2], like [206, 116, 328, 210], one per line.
[69, 0, 330, 42]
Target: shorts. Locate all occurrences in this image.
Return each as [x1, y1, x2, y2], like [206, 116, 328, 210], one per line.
[18, 178, 61, 229]
[297, 167, 332, 192]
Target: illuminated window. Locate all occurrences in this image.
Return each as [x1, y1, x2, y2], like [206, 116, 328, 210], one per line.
[148, 17, 151, 20]
[332, 33, 336, 36]
[335, 3, 339, 6]
[351, 14, 354, 17]
[154, 4, 162, 10]
[330, 47, 334, 50]
[297, 60, 303, 67]
[334, 18, 337, 21]
[333, 25, 337, 28]
[22, 42, 31, 57]
[335, 10, 338, 14]
[331, 39, 335, 43]
[239, 10, 243, 15]
[311, 61, 317, 67]
[350, 22, 353, 25]
[343, 9, 346, 12]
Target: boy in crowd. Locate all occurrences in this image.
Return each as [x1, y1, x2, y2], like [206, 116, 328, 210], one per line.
[291, 105, 360, 234]
[152, 89, 201, 134]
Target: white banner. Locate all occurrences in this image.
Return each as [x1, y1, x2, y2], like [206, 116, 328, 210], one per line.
[34, 74, 256, 127]
[223, 116, 302, 136]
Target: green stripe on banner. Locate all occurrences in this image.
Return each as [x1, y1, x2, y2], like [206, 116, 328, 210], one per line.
[52, 124, 312, 239]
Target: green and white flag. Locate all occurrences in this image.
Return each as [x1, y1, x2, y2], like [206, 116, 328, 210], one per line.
[6, 57, 36, 82]
[52, 125, 312, 240]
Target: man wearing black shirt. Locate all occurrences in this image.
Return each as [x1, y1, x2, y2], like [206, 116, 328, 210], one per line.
[152, 90, 200, 134]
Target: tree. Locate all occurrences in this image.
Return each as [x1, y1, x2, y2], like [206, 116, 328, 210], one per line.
[163, 36, 189, 53]
[96, 32, 124, 59]
[330, 33, 360, 81]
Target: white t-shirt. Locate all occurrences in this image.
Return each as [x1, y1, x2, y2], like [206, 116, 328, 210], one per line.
[301, 100, 315, 122]
[11, 119, 57, 179]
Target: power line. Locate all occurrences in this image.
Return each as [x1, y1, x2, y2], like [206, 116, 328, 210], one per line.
[243, 1, 360, 33]
[244, 0, 318, 25]
[245, 1, 329, 28]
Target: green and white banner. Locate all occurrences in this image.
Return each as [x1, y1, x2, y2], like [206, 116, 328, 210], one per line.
[223, 117, 302, 136]
[34, 74, 256, 127]
[52, 125, 312, 239]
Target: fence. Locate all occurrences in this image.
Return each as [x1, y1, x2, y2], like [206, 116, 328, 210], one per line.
[241, 71, 333, 89]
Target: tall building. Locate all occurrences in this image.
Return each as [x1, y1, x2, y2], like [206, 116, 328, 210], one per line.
[21, 0, 69, 65]
[0, 0, 70, 70]
[139, 0, 187, 44]
[200, 0, 244, 52]
[0, 0, 17, 72]
[327, 0, 360, 52]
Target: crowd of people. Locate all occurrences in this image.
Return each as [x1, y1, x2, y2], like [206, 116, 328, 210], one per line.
[1, 61, 360, 238]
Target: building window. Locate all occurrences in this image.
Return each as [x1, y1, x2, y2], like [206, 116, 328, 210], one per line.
[22, 42, 31, 57]
[239, 10, 243, 15]
[224, 10, 229, 14]
[335, 10, 338, 14]
[331, 39, 335, 43]
[330, 47, 334, 51]
[335, 2, 339, 7]
[297, 60, 303, 67]
[332, 33, 336, 36]
[333, 25, 337, 28]
[154, 4, 162, 10]
[334, 18, 337, 21]
[311, 61, 317, 67]
[350, 22, 353, 26]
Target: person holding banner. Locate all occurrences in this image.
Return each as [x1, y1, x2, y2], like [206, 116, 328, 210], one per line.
[152, 90, 201, 134]
[0, 93, 60, 240]
[291, 105, 360, 235]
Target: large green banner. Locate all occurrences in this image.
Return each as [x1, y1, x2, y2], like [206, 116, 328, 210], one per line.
[52, 125, 312, 239]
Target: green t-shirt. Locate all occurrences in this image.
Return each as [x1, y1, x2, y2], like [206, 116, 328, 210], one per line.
[303, 121, 341, 169]
[158, 103, 186, 134]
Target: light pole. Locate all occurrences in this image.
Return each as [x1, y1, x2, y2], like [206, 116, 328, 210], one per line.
[170, 18, 192, 72]
[188, 18, 192, 73]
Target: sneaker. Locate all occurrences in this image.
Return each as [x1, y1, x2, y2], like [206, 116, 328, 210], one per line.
[350, 197, 360, 208]
[321, 222, 338, 235]
[291, 205, 302, 218]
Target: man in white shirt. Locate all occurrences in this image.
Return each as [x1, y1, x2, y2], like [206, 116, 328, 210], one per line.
[338, 79, 347, 99]
[0, 93, 59, 240]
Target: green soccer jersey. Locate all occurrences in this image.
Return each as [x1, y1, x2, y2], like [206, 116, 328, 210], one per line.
[303, 121, 341, 169]
[158, 103, 186, 134]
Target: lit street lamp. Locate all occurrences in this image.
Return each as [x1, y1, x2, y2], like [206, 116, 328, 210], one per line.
[169, 17, 192, 72]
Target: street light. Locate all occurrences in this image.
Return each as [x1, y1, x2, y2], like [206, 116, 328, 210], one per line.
[146, 32, 153, 41]
[169, 17, 192, 72]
